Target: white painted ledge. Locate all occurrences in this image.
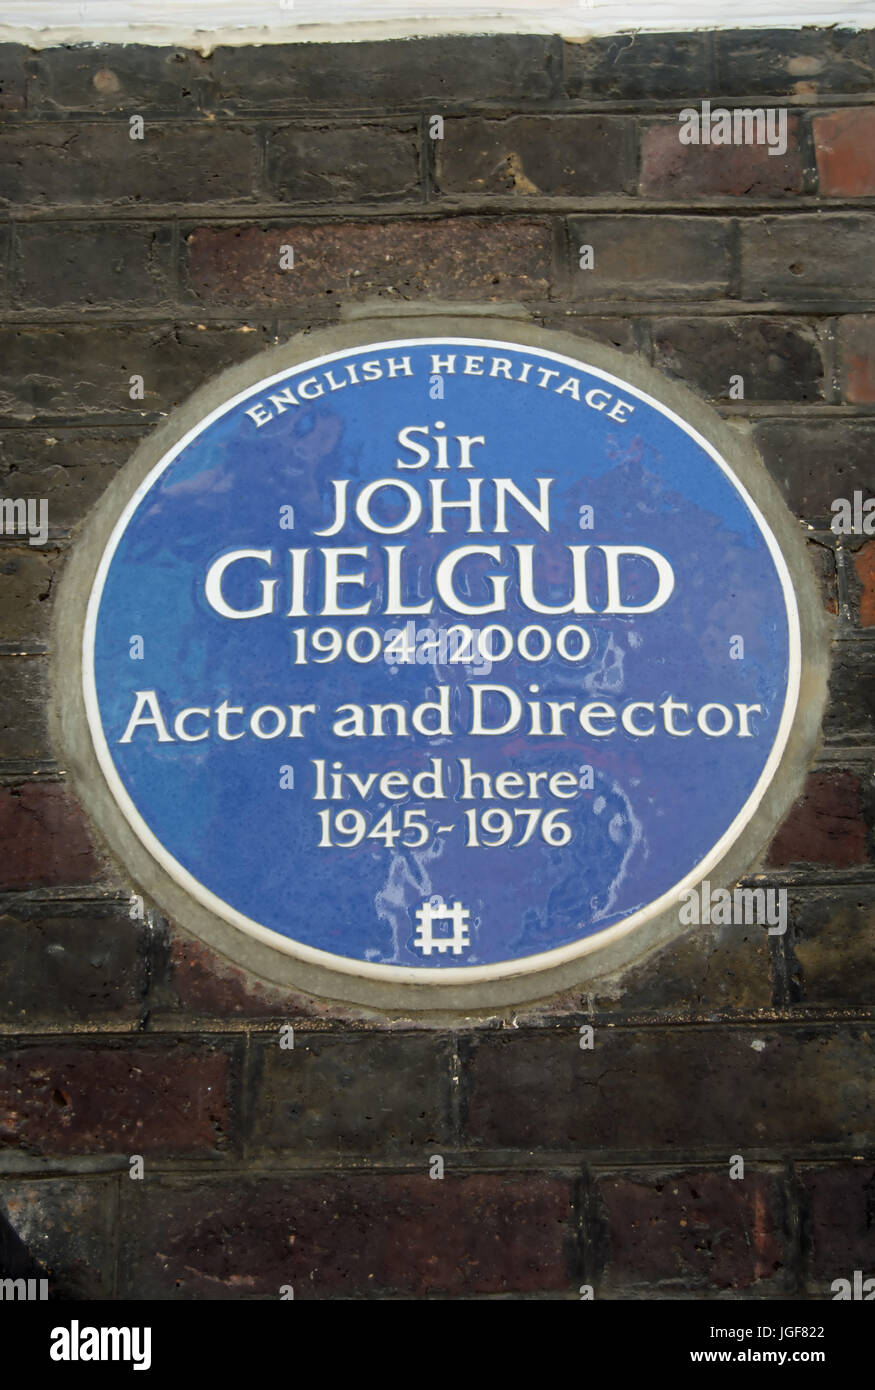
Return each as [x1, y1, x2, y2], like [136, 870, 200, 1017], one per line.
[0, 1, 873, 50]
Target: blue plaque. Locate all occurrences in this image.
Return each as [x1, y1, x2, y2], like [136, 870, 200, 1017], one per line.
[77, 329, 810, 993]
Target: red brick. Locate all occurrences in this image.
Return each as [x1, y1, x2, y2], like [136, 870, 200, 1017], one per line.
[766, 771, 868, 869]
[641, 119, 803, 198]
[185, 218, 552, 305]
[0, 1044, 229, 1155]
[599, 1169, 787, 1292]
[151, 926, 310, 1020]
[0, 783, 101, 890]
[814, 109, 875, 196]
[838, 316, 875, 404]
[853, 540, 875, 627]
[800, 1165, 875, 1284]
[120, 1173, 575, 1298]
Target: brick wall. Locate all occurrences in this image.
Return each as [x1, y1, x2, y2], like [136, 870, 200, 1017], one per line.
[0, 29, 873, 1300]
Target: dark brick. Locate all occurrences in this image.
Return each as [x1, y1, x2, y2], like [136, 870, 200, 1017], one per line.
[267, 121, 420, 203]
[822, 644, 875, 747]
[119, 1173, 574, 1298]
[0, 1178, 114, 1298]
[27, 45, 209, 112]
[0, 657, 49, 758]
[0, 1043, 230, 1155]
[464, 1026, 871, 1154]
[149, 925, 306, 1022]
[0, 904, 146, 1028]
[564, 32, 713, 100]
[653, 316, 824, 402]
[0, 546, 62, 644]
[754, 419, 875, 522]
[186, 218, 552, 305]
[640, 118, 804, 198]
[14, 223, 174, 310]
[0, 429, 140, 531]
[0, 44, 26, 111]
[787, 889, 875, 1008]
[838, 316, 875, 405]
[0, 124, 258, 207]
[598, 1169, 787, 1293]
[800, 1165, 875, 1290]
[740, 215, 875, 302]
[593, 918, 772, 1017]
[0, 783, 100, 890]
[814, 109, 875, 197]
[807, 537, 838, 617]
[249, 1034, 454, 1155]
[568, 215, 731, 300]
[207, 36, 558, 111]
[767, 771, 867, 869]
[715, 29, 874, 97]
[0, 323, 275, 422]
[534, 313, 638, 355]
[0, 222, 8, 304]
[852, 539, 875, 627]
[435, 116, 634, 197]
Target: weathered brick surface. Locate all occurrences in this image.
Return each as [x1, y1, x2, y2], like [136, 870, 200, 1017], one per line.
[0, 783, 101, 890]
[186, 218, 552, 305]
[0, 658, 50, 758]
[740, 215, 875, 302]
[0, 1179, 114, 1298]
[267, 122, 421, 203]
[0, 546, 62, 643]
[582, 918, 773, 1017]
[597, 1169, 788, 1293]
[807, 537, 838, 616]
[14, 223, 175, 310]
[567, 216, 731, 300]
[786, 890, 875, 1008]
[148, 926, 306, 1022]
[851, 540, 875, 627]
[435, 116, 634, 197]
[640, 119, 804, 198]
[26, 45, 210, 113]
[653, 316, 824, 402]
[207, 37, 560, 110]
[249, 1034, 454, 1155]
[564, 32, 713, 100]
[800, 1165, 875, 1291]
[814, 109, 875, 197]
[119, 1173, 575, 1298]
[0, 323, 275, 422]
[0, 1043, 231, 1155]
[0, 124, 259, 207]
[0, 429, 142, 531]
[767, 772, 868, 869]
[822, 645, 875, 746]
[838, 316, 875, 405]
[714, 29, 874, 96]
[0, 904, 146, 1028]
[0, 44, 26, 112]
[754, 419, 875, 521]
[464, 1027, 871, 1154]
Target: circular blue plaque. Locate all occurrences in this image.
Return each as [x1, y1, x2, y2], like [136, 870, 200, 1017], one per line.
[82, 334, 801, 985]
